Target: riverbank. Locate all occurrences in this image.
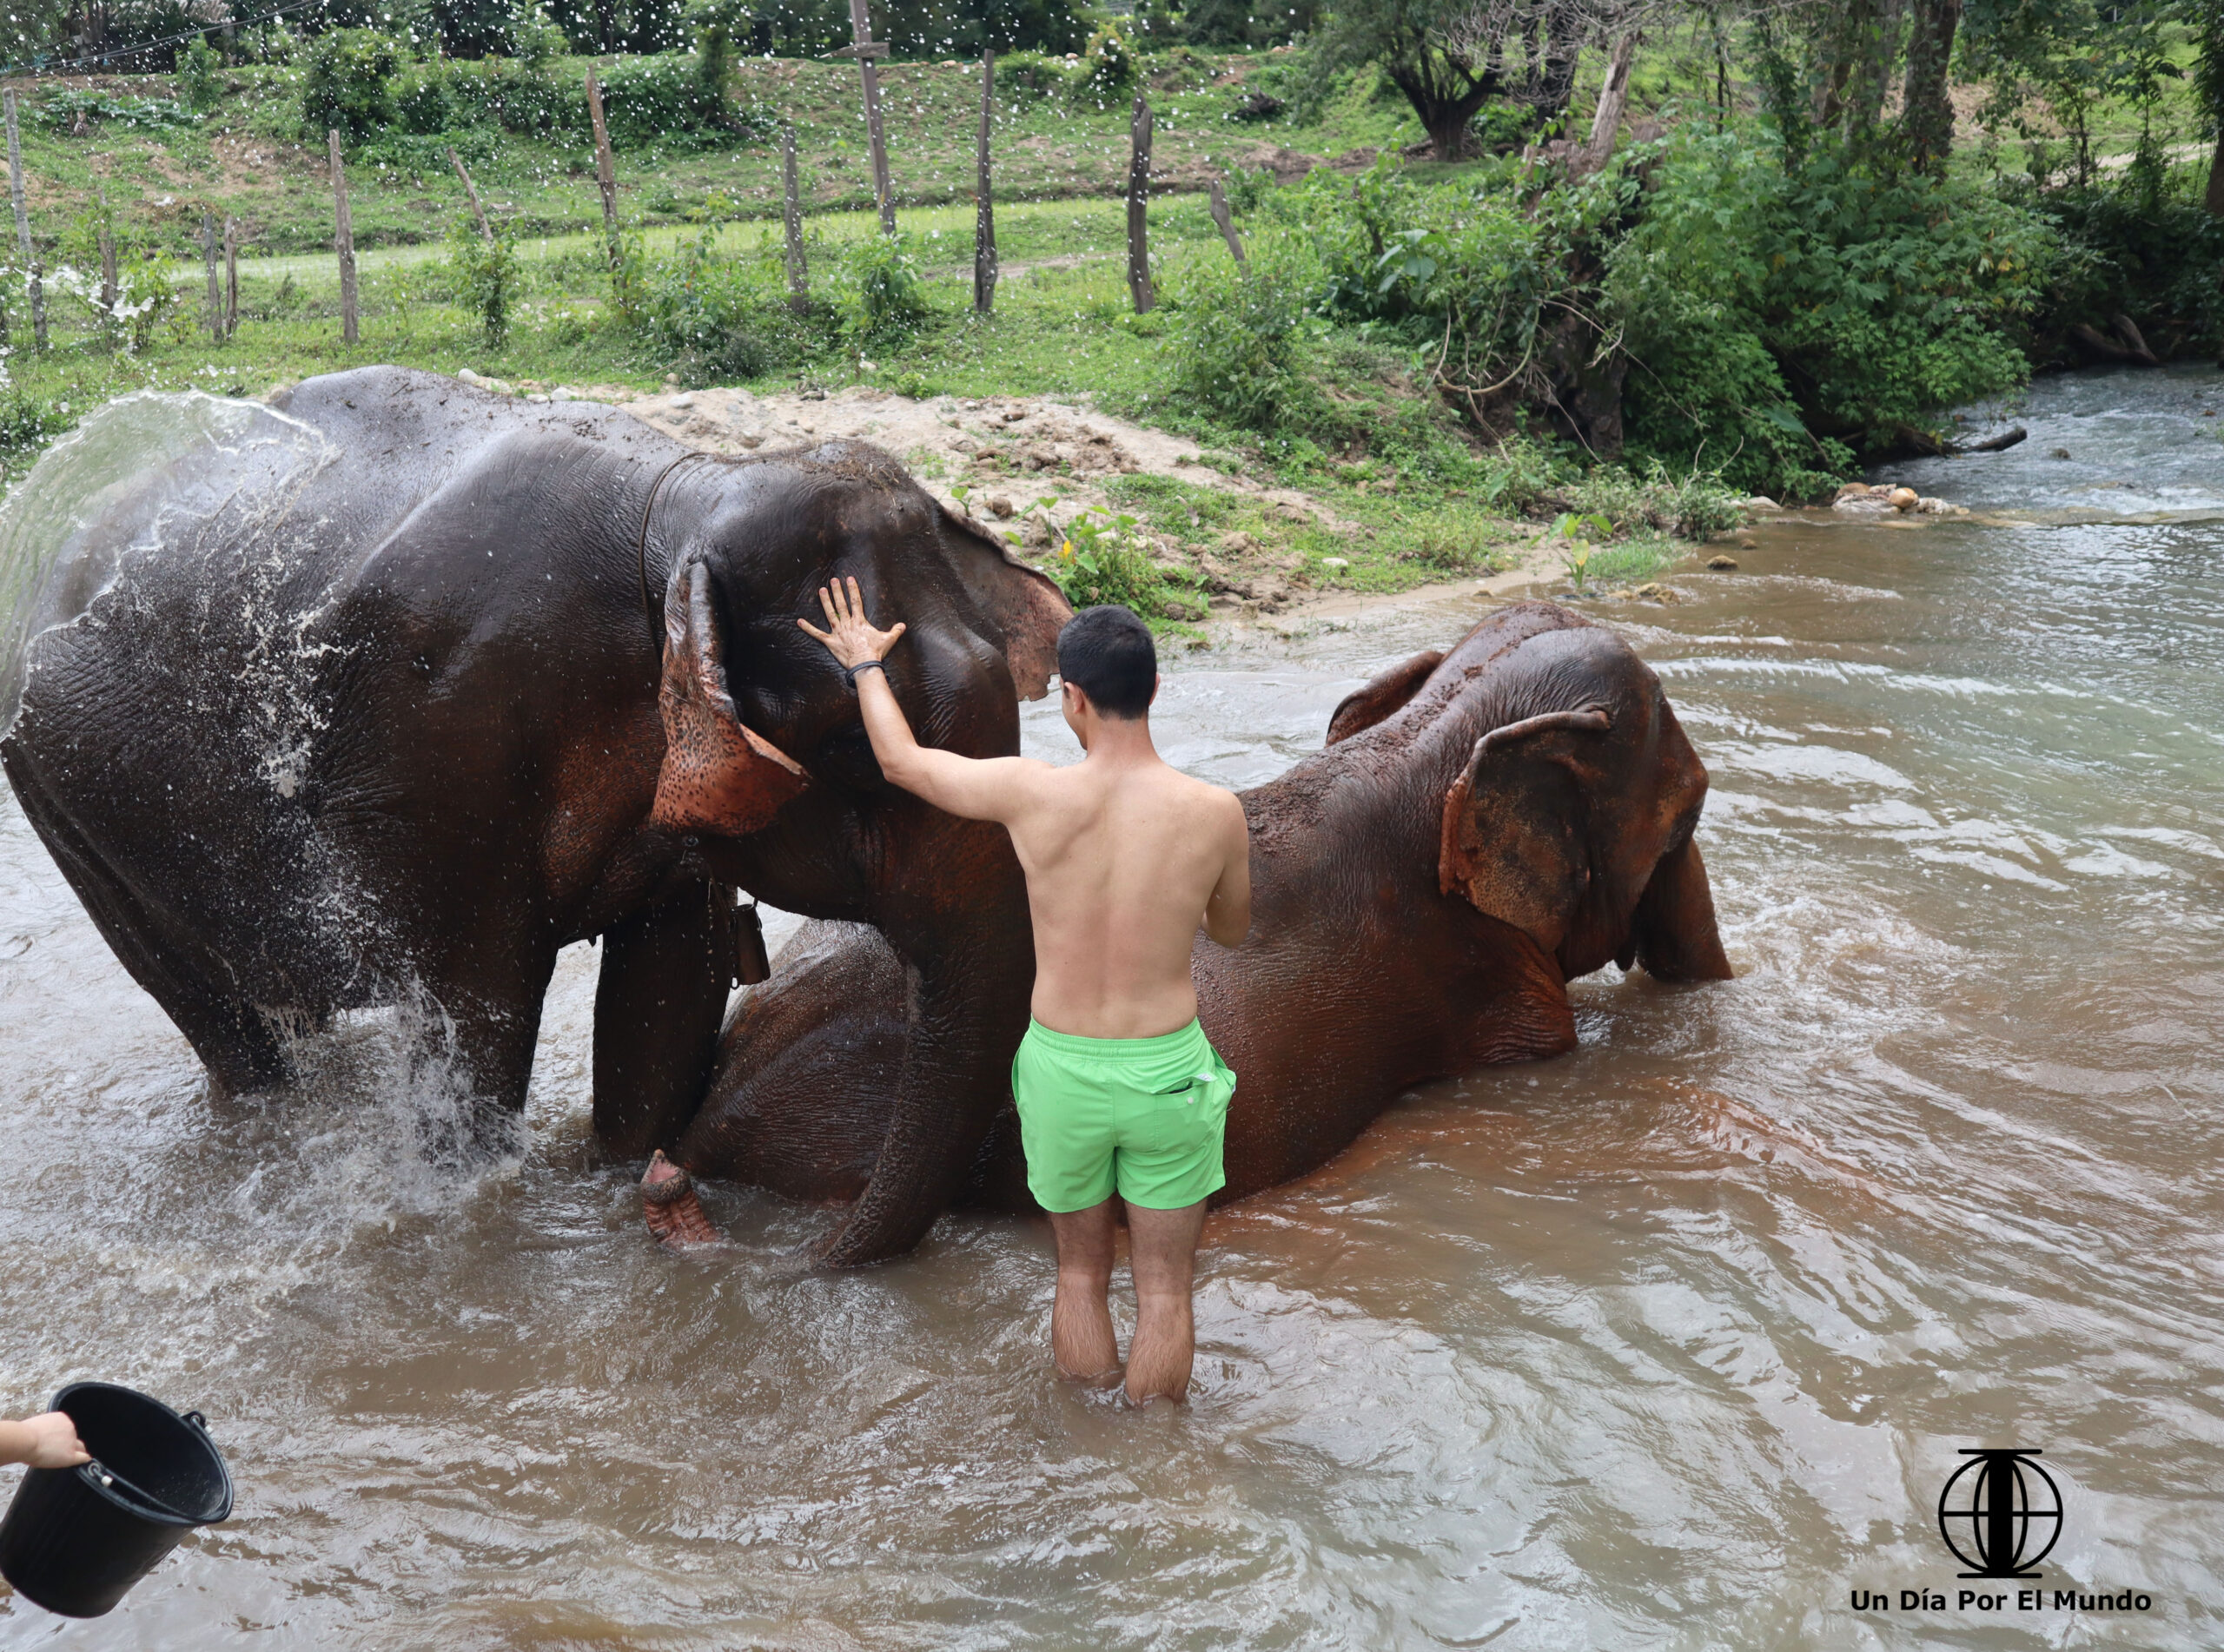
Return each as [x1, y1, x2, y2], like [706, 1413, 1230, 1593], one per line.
[472, 373, 1718, 626]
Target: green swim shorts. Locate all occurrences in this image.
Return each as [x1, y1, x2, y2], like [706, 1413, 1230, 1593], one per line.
[1010, 1018, 1236, 1213]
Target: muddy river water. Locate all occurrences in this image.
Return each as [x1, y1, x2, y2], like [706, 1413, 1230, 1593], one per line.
[2, 367, 2221, 1649]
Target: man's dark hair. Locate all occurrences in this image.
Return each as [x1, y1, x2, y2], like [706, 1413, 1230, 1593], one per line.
[1056, 605, 1156, 718]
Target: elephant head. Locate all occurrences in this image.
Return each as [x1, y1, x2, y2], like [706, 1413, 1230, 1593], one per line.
[1327, 602, 1732, 986]
[632, 443, 1069, 1265]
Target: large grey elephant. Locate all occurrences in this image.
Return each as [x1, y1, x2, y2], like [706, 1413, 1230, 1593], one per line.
[1, 367, 1069, 1265]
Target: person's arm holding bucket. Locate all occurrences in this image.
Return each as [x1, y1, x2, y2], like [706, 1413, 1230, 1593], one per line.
[0, 1412, 89, 1469]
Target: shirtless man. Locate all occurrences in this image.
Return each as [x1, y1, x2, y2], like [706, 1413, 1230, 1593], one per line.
[799, 585, 1251, 1404]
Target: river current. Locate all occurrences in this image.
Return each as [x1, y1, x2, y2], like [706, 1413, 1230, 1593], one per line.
[1, 367, 2219, 1649]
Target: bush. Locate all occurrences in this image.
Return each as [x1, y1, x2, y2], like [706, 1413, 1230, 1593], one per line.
[837, 230, 927, 347]
[598, 50, 745, 146]
[447, 214, 520, 349]
[2026, 179, 2224, 364]
[1165, 251, 1322, 436]
[300, 29, 400, 144]
[1032, 506, 1188, 620]
[1076, 27, 1135, 104]
[177, 36, 223, 114]
[616, 225, 831, 383]
[996, 51, 1075, 102]
[393, 64, 462, 134]
[1607, 128, 2055, 496]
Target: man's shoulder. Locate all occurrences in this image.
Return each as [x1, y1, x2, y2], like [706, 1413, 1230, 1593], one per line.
[1162, 766, 1244, 826]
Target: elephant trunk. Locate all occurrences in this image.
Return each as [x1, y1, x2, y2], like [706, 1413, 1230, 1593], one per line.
[811, 833, 1033, 1265]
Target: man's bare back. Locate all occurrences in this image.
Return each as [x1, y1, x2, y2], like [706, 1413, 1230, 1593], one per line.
[993, 742, 1248, 1038]
[800, 582, 1248, 1402]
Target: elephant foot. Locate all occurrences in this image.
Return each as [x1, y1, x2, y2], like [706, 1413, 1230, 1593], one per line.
[641, 1151, 725, 1250]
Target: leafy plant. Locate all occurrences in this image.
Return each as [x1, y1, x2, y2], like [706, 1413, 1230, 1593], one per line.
[39, 89, 196, 132]
[176, 36, 223, 115]
[1035, 504, 1178, 616]
[1076, 28, 1136, 104]
[838, 230, 927, 347]
[1165, 248, 1322, 436]
[1546, 512, 1612, 590]
[300, 29, 400, 144]
[447, 213, 520, 350]
[1607, 125, 2054, 497]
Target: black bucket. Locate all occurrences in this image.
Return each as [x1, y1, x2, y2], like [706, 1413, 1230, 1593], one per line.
[0, 1382, 232, 1618]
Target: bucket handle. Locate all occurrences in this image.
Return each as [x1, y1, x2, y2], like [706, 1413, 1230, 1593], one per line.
[184, 1412, 207, 1430]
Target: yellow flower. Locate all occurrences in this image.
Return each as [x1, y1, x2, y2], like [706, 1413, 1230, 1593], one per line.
[1060, 540, 1074, 559]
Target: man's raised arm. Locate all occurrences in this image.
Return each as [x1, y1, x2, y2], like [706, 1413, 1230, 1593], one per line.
[798, 577, 1036, 823]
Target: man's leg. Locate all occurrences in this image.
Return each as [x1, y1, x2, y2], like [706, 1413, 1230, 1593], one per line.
[1122, 1199, 1208, 1404]
[1047, 1199, 1120, 1384]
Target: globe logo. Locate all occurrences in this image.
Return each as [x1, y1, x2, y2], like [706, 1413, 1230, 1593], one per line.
[1937, 1450, 2062, 1578]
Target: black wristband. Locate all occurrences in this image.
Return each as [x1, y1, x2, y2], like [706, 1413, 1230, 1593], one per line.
[845, 658, 886, 687]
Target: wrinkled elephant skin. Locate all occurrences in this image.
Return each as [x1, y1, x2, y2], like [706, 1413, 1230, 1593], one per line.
[672, 602, 1733, 1216]
[1, 367, 1069, 1265]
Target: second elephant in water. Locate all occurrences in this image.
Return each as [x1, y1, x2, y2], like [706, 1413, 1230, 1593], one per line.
[645, 601, 1733, 1238]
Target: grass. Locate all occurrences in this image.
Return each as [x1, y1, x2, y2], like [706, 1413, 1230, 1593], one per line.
[13, 50, 1418, 263]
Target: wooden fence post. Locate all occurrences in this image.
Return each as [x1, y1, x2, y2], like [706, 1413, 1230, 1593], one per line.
[586, 69, 619, 265]
[780, 123, 808, 314]
[1125, 92, 1153, 314]
[222, 217, 238, 340]
[202, 211, 222, 342]
[973, 50, 996, 314]
[328, 129, 358, 345]
[843, 0, 896, 233]
[1207, 178, 1246, 269]
[5, 89, 47, 354]
[450, 148, 493, 242]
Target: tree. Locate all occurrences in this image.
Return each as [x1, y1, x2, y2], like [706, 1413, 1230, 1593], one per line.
[1315, 0, 1591, 162]
[1900, 0, 1963, 174]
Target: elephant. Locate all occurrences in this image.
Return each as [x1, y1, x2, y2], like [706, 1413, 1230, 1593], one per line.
[0, 367, 1069, 1265]
[639, 600, 1733, 1242]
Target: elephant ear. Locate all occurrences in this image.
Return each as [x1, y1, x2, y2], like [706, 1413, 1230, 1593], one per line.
[936, 500, 1072, 701]
[1438, 705, 1613, 953]
[652, 558, 812, 837]
[1326, 649, 1446, 744]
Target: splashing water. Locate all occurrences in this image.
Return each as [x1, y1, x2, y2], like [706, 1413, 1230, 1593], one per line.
[0, 393, 335, 740]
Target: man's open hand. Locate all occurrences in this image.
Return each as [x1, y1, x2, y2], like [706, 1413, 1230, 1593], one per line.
[798, 576, 907, 670]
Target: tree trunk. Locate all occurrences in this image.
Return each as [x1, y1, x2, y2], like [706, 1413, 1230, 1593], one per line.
[781, 124, 809, 314]
[2206, 128, 2224, 216]
[1845, 0, 1906, 142]
[974, 50, 996, 313]
[329, 130, 357, 346]
[1902, 0, 1963, 175]
[1578, 31, 1639, 175]
[1126, 93, 1154, 313]
[1387, 64, 1490, 162]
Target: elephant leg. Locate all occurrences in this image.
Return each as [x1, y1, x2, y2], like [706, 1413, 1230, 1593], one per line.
[5, 746, 299, 1097]
[1631, 835, 1734, 983]
[592, 881, 731, 1157]
[811, 927, 1032, 1267]
[674, 918, 906, 1200]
